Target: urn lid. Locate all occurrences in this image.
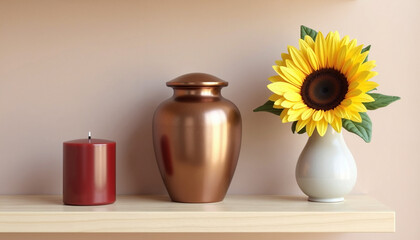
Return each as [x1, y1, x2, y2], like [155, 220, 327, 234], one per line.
[166, 73, 228, 87]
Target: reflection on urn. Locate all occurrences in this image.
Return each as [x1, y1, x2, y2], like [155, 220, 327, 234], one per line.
[153, 73, 242, 203]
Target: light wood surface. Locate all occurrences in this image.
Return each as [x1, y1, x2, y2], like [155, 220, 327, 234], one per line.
[0, 195, 395, 233]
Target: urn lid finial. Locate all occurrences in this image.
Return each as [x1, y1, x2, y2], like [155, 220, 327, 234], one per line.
[167, 73, 228, 87]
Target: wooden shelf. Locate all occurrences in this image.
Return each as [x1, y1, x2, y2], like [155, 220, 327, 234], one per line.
[0, 195, 394, 233]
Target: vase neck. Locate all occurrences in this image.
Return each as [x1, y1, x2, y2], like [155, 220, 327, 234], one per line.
[172, 87, 222, 98]
[309, 125, 343, 142]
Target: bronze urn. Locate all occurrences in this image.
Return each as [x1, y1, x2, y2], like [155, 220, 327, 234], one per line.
[152, 73, 242, 203]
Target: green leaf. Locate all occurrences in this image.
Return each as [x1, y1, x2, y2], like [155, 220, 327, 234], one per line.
[291, 121, 306, 134]
[300, 25, 318, 40]
[361, 45, 371, 63]
[342, 112, 372, 143]
[253, 100, 283, 116]
[363, 93, 401, 110]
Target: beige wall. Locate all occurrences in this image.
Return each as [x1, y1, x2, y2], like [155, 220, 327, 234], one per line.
[1, 0, 418, 239]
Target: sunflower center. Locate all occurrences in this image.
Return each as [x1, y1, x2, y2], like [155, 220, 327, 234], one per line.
[301, 68, 348, 110]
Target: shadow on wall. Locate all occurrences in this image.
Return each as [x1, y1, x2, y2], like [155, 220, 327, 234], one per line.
[116, 87, 167, 195]
[20, 157, 60, 195]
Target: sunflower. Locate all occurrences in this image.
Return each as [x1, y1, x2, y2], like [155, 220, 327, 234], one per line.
[267, 31, 379, 137]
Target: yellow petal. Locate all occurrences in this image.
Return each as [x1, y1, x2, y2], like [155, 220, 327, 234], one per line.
[358, 81, 379, 92]
[267, 81, 300, 95]
[280, 100, 294, 108]
[316, 119, 328, 136]
[346, 89, 362, 98]
[334, 45, 347, 71]
[292, 102, 307, 109]
[325, 32, 338, 68]
[296, 118, 310, 132]
[268, 75, 283, 83]
[284, 91, 302, 101]
[315, 32, 326, 68]
[359, 60, 376, 72]
[331, 115, 342, 133]
[306, 120, 316, 136]
[301, 108, 315, 120]
[352, 93, 375, 103]
[334, 105, 346, 118]
[356, 51, 369, 64]
[272, 65, 290, 84]
[349, 111, 362, 122]
[350, 71, 378, 83]
[275, 60, 283, 66]
[325, 110, 334, 123]
[304, 35, 315, 49]
[312, 110, 324, 121]
[269, 94, 281, 101]
[346, 44, 363, 61]
[348, 81, 359, 91]
[349, 102, 367, 112]
[306, 47, 320, 71]
[341, 98, 352, 107]
[288, 108, 306, 122]
[279, 108, 289, 123]
[288, 46, 311, 75]
[347, 39, 357, 52]
[281, 53, 292, 61]
[339, 35, 350, 48]
[299, 39, 310, 57]
[346, 61, 361, 80]
[280, 66, 304, 86]
[274, 98, 284, 106]
[341, 58, 353, 75]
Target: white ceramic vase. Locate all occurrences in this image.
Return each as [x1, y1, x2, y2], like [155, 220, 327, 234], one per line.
[296, 126, 357, 203]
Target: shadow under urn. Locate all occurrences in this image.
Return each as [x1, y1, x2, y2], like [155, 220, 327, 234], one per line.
[153, 73, 242, 203]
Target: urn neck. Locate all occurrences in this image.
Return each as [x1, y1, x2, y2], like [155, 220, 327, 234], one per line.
[172, 87, 222, 98]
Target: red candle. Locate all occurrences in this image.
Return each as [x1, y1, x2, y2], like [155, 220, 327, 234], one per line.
[63, 132, 116, 205]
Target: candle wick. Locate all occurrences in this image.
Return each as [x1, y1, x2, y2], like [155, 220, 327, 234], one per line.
[88, 131, 91, 140]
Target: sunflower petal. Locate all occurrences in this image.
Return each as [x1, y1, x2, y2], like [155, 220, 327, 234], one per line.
[288, 46, 311, 75]
[334, 45, 347, 70]
[301, 108, 315, 120]
[267, 81, 300, 94]
[359, 60, 376, 72]
[269, 75, 284, 83]
[341, 98, 352, 107]
[296, 118, 310, 132]
[269, 94, 281, 101]
[312, 110, 324, 121]
[279, 108, 289, 123]
[315, 32, 326, 68]
[346, 89, 362, 98]
[325, 110, 334, 123]
[339, 35, 350, 48]
[288, 107, 306, 121]
[284, 91, 302, 101]
[305, 47, 320, 71]
[350, 112, 362, 122]
[280, 100, 295, 108]
[349, 102, 367, 112]
[304, 35, 315, 49]
[331, 115, 342, 133]
[280, 66, 304, 86]
[292, 102, 306, 109]
[352, 93, 375, 102]
[306, 120, 316, 136]
[358, 81, 379, 92]
[316, 119, 328, 136]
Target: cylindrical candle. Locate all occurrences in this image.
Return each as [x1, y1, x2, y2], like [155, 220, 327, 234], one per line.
[63, 134, 116, 205]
